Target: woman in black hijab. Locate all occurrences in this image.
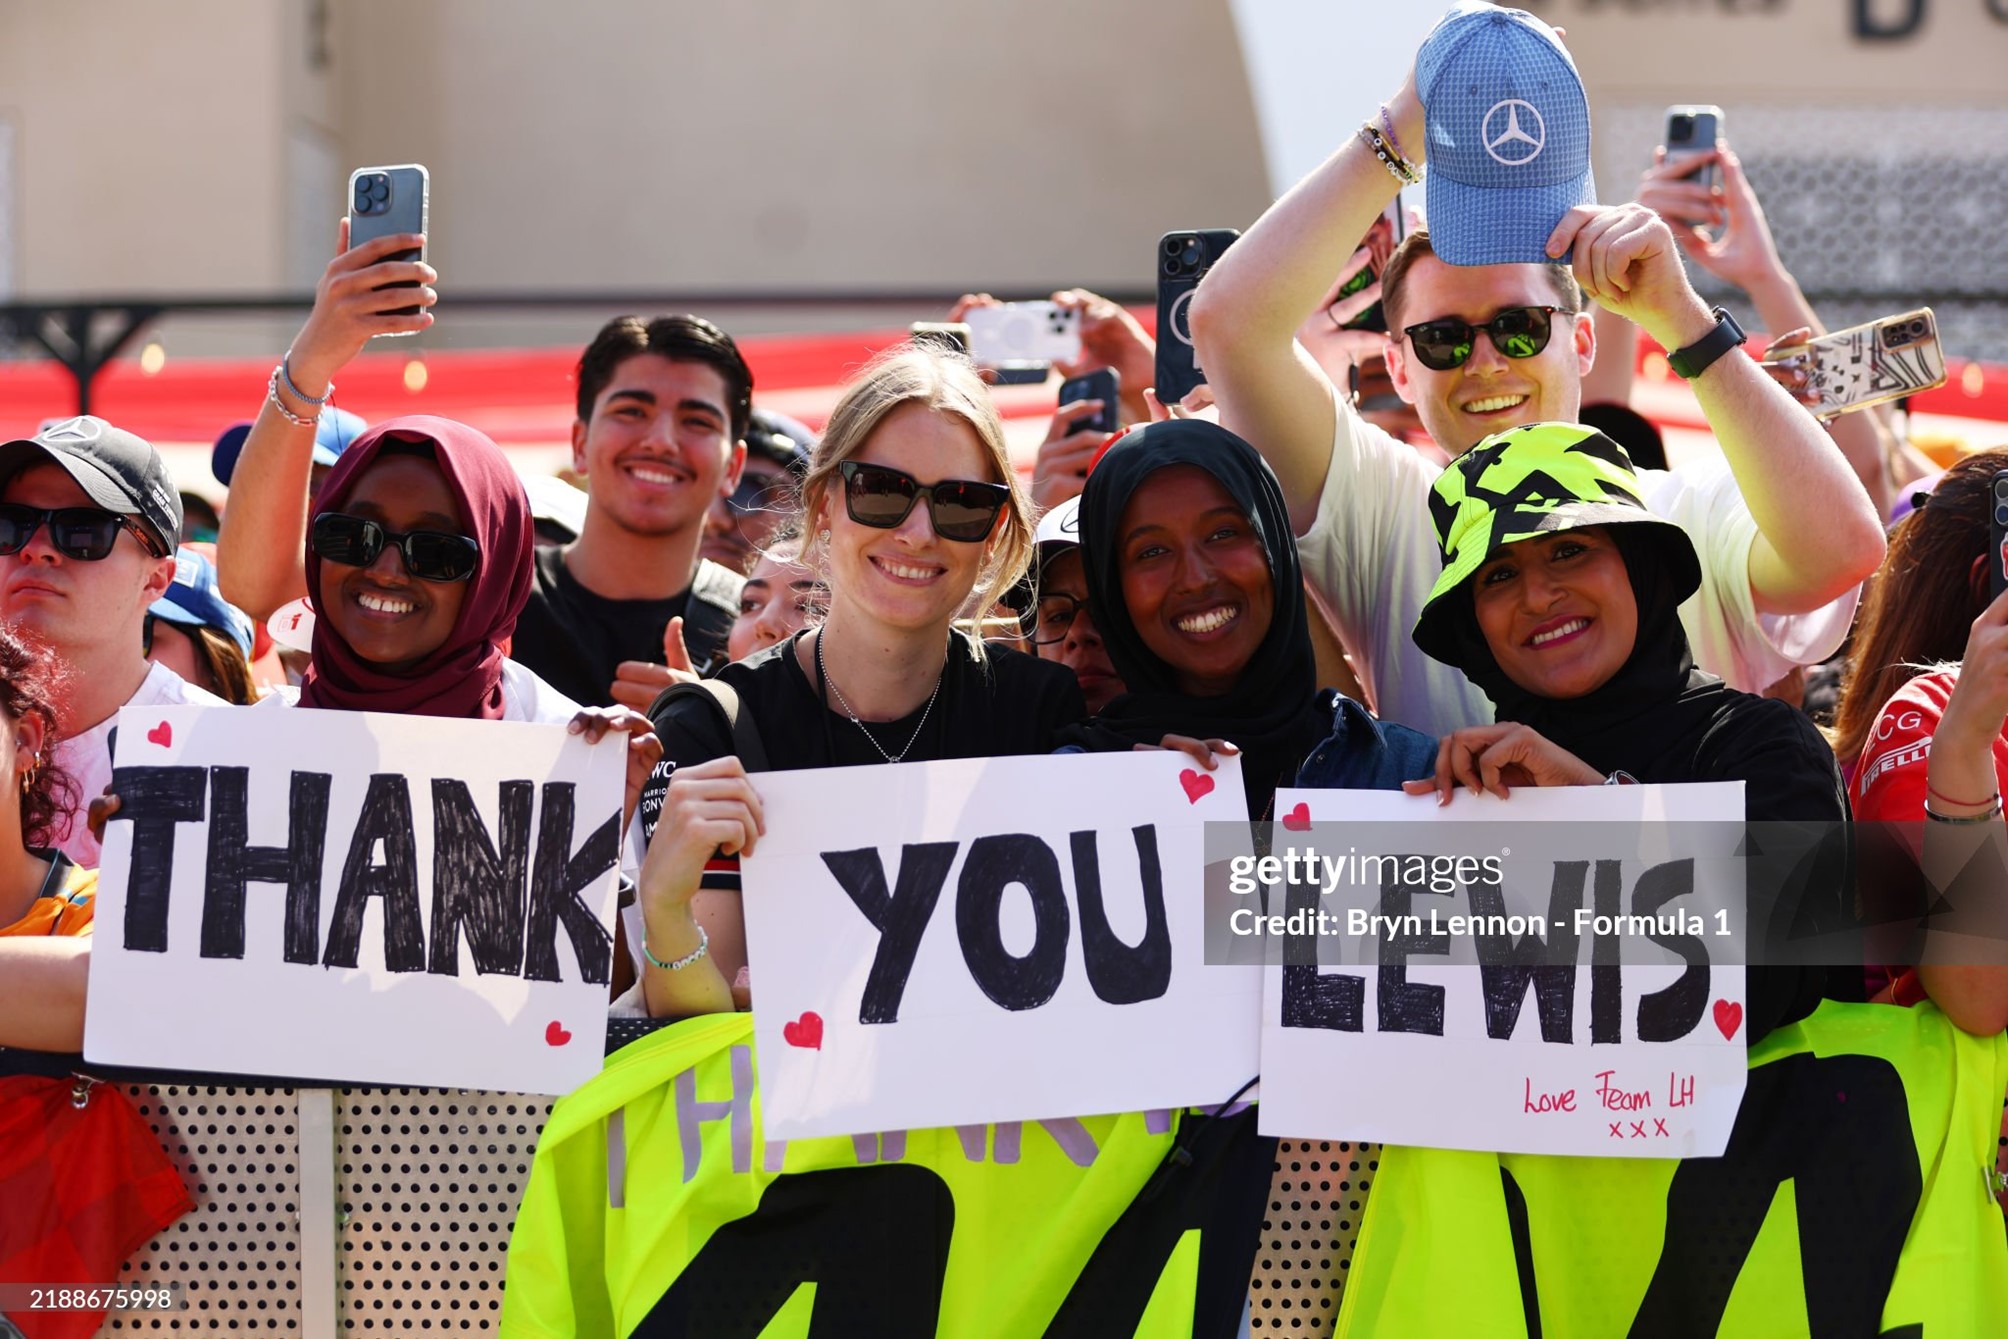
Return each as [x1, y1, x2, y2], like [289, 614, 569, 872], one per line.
[1064, 419, 1335, 818]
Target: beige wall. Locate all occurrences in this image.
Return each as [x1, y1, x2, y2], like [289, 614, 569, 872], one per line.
[328, 0, 1275, 295]
[0, 0, 304, 294]
[0, 0, 2001, 350]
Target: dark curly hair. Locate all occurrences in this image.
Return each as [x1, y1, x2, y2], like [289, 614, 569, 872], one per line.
[0, 626, 76, 850]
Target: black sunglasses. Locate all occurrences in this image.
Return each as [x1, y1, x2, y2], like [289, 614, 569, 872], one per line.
[0, 503, 165, 561]
[837, 461, 1009, 544]
[310, 512, 480, 583]
[1402, 305, 1568, 372]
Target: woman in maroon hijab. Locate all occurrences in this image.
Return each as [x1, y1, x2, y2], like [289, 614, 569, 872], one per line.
[296, 416, 658, 799]
[301, 415, 561, 721]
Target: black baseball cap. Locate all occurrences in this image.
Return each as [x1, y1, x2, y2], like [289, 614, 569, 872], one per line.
[0, 415, 181, 555]
[744, 407, 815, 476]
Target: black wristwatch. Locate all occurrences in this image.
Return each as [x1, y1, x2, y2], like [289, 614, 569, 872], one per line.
[1666, 306, 1747, 380]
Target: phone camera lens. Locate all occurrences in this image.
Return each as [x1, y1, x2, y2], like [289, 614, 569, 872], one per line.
[1995, 501, 2008, 526]
[1670, 115, 1693, 139]
[354, 185, 372, 210]
[1163, 238, 1184, 257]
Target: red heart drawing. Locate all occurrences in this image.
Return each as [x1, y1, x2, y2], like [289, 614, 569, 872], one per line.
[544, 1020, 572, 1047]
[1281, 802, 1312, 832]
[782, 1011, 824, 1051]
[1179, 769, 1214, 804]
[1712, 999, 1742, 1040]
[146, 721, 172, 748]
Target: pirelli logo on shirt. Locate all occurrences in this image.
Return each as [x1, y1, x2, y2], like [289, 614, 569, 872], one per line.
[1858, 738, 1930, 799]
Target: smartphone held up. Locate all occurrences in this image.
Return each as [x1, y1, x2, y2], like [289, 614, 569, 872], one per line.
[346, 164, 430, 335]
[1155, 229, 1239, 407]
[1759, 308, 1948, 421]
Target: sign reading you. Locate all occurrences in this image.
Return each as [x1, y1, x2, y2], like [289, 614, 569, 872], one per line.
[740, 751, 1262, 1140]
[85, 705, 625, 1095]
[1257, 785, 1749, 1158]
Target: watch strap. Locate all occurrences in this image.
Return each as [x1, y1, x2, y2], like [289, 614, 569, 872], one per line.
[1667, 306, 1747, 380]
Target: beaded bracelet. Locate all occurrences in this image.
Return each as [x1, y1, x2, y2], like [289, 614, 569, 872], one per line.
[277, 352, 332, 407]
[1358, 123, 1420, 187]
[266, 367, 318, 427]
[1377, 102, 1412, 166]
[641, 921, 711, 971]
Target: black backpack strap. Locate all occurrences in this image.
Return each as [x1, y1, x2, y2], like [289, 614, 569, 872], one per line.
[650, 678, 770, 774]
[681, 559, 745, 676]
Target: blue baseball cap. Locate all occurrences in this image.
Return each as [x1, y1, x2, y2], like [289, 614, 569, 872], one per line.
[1416, 2, 1597, 267]
[211, 406, 366, 487]
[151, 546, 256, 660]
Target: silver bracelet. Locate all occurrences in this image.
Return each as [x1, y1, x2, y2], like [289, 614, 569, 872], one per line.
[277, 352, 332, 407]
[641, 921, 710, 971]
[266, 368, 318, 427]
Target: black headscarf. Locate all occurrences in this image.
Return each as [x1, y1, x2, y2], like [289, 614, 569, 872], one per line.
[1428, 525, 1733, 782]
[1061, 420, 1326, 816]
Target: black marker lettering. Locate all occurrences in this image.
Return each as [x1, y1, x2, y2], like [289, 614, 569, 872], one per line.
[1378, 865, 1447, 1036]
[201, 766, 330, 964]
[1633, 858, 1708, 1042]
[109, 765, 207, 953]
[1069, 827, 1170, 1005]
[324, 773, 425, 972]
[1591, 858, 1624, 1044]
[1280, 862, 1363, 1031]
[956, 833, 1069, 1012]
[429, 779, 533, 977]
[1472, 859, 1584, 1043]
[524, 782, 616, 985]
[824, 843, 958, 1025]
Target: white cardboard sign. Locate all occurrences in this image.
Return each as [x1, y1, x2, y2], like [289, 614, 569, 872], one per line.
[1257, 785, 1748, 1158]
[739, 751, 1261, 1140]
[85, 704, 624, 1095]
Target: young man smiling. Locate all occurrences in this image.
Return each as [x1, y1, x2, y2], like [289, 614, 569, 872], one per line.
[511, 315, 751, 708]
[1189, 8, 1883, 736]
[0, 417, 225, 867]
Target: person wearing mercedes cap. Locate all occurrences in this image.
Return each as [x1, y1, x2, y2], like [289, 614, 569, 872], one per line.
[0, 416, 226, 868]
[1188, 1, 1883, 739]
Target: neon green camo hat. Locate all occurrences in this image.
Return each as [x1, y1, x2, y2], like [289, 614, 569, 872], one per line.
[1413, 421, 1700, 666]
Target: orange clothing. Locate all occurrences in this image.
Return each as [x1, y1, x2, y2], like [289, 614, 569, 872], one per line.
[0, 855, 96, 938]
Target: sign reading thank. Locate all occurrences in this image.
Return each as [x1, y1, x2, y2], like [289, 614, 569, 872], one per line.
[85, 704, 624, 1095]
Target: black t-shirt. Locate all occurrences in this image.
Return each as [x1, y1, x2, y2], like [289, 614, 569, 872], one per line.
[511, 545, 742, 707]
[637, 631, 1087, 862]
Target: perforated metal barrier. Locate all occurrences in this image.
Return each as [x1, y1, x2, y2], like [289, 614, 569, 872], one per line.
[32, 1074, 2002, 1335]
[72, 1081, 1376, 1335]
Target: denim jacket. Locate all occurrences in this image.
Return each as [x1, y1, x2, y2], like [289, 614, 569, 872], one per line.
[1293, 694, 1439, 792]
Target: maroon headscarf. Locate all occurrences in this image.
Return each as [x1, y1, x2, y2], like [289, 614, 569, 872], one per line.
[298, 416, 533, 719]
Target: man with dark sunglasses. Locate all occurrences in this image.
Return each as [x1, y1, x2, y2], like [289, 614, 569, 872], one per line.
[0, 417, 226, 867]
[1187, 16, 1882, 737]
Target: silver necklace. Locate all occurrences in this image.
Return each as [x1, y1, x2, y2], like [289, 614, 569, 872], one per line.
[815, 629, 943, 764]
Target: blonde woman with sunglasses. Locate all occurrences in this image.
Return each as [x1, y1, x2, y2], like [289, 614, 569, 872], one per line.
[629, 347, 1085, 1018]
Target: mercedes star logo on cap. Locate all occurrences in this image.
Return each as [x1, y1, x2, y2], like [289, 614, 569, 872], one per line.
[1482, 99, 1546, 166]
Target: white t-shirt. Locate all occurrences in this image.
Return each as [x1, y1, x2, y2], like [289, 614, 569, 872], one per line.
[52, 661, 226, 869]
[1295, 388, 1859, 739]
[255, 658, 582, 725]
